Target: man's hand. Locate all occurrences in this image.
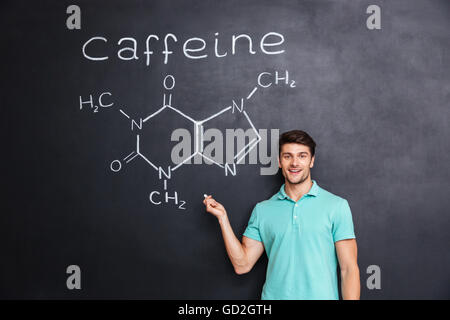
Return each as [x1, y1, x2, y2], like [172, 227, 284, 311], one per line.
[202, 194, 264, 274]
[203, 195, 227, 219]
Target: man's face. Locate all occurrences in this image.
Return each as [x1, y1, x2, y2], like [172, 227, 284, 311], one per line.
[278, 143, 315, 185]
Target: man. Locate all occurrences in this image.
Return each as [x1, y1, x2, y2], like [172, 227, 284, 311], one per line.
[203, 130, 360, 300]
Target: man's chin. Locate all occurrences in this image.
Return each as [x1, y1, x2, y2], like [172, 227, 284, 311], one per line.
[286, 177, 305, 185]
[285, 172, 309, 185]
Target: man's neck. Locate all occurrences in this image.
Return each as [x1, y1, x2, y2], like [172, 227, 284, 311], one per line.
[284, 178, 313, 202]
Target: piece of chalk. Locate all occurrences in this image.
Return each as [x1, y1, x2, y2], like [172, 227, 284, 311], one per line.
[203, 194, 208, 198]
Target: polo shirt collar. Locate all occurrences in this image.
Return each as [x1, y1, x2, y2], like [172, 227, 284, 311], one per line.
[277, 180, 320, 200]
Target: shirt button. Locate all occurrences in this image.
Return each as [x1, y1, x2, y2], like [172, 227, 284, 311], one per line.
[295, 204, 298, 207]
[294, 216, 297, 219]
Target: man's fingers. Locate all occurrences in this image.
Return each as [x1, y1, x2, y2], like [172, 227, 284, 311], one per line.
[207, 200, 217, 207]
[204, 199, 219, 210]
[203, 195, 213, 202]
[203, 195, 221, 213]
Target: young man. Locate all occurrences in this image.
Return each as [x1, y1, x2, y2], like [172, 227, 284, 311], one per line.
[203, 130, 360, 300]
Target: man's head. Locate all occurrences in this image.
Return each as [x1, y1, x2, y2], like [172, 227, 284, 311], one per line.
[278, 130, 316, 185]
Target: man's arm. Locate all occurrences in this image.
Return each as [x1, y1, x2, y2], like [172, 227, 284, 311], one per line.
[204, 195, 264, 274]
[335, 239, 360, 300]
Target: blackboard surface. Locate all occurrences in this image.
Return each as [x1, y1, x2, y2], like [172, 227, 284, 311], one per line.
[1, 0, 450, 299]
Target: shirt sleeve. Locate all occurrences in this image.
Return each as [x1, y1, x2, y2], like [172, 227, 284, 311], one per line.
[332, 199, 356, 243]
[243, 204, 262, 242]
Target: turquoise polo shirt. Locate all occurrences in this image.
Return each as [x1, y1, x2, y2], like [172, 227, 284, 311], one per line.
[243, 180, 356, 300]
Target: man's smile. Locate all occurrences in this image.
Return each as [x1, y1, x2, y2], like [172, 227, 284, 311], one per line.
[288, 168, 302, 175]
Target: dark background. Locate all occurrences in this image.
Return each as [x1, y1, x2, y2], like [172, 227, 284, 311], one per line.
[1, 0, 449, 299]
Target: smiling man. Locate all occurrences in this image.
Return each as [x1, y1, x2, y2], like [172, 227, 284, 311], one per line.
[203, 129, 360, 300]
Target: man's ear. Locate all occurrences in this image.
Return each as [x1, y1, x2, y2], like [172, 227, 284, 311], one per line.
[310, 155, 315, 168]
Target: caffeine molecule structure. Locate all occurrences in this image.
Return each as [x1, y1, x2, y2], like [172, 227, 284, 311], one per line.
[110, 74, 264, 179]
[81, 71, 296, 209]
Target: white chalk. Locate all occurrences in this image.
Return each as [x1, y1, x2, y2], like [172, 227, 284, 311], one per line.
[203, 194, 208, 198]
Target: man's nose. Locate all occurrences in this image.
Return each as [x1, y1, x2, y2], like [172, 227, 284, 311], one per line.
[292, 157, 301, 166]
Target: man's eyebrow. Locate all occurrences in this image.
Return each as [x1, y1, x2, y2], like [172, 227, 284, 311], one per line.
[281, 151, 309, 155]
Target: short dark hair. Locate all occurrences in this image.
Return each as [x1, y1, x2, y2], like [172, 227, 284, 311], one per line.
[279, 130, 316, 156]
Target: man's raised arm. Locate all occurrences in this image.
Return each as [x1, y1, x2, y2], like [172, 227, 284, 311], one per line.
[203, 195, 264, 274]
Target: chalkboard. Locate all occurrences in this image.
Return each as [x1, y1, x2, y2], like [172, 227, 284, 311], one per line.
[2, 0, 450, 299]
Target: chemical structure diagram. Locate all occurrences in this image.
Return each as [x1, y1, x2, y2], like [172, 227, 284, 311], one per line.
[79, 70, 296, 210]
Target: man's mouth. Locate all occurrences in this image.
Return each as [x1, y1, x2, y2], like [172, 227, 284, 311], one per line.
[288, 168, 302, 175]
